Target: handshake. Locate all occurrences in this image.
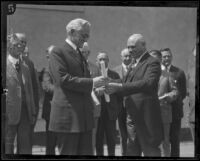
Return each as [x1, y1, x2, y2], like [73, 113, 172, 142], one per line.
[93, 76, 123, 95]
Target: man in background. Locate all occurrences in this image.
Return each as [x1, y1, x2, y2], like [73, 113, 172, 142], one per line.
[160, 48, 187, 157]
[6, 33, 36, 154]
[41, 45, 57, 155]
[95, 52, 122, 156]
[113, 48, 133, 156]
[80, 42, 101, 155]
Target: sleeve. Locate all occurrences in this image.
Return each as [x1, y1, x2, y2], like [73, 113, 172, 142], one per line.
[121, 60, 161, 96]
[49, 48, 93, 93]
[179, 70, 187, 100]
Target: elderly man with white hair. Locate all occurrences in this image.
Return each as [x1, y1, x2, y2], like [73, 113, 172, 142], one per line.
[48, 18, 107, 155]
[106, 34, 163, 156]
[6, 33, 36, 154]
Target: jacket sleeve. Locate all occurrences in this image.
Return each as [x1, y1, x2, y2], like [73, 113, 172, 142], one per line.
[121, 60, 161, 96]
[49, 48, 93, 93]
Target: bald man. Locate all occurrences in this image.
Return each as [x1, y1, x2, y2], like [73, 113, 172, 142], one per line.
[6, 33, 36, 154]
[106, 34, 163, 156]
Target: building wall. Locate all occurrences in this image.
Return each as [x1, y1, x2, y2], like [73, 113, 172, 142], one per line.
[7, 4, 197, 128]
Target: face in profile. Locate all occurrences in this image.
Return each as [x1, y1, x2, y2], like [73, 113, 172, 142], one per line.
[127, 38, 145, 60]
[73, 26, 90, 48]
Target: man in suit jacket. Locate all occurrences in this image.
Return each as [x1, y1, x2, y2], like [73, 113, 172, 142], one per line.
[160, 48, 187, 157]
[150, 50, 179, 157]
[48, 18, 107, 155]
[113, 48, 133, 156]
[6, 33, 36, 154]
[106, 34, 163, 156]
[41, 45, 57, 155]
[94, 53, 122, 156]
[22, 45, 39, 120]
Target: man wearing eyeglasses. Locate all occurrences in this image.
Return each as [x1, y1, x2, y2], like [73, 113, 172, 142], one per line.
[5, 33, 36, 154]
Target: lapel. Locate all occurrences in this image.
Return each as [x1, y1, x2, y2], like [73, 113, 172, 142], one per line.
[7, 58, 19, 83]
[63, 42, 83, 69]
[125, 52, 150, 82]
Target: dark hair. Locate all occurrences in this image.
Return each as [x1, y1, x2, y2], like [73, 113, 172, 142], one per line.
[160, 48, 172, 53]
[149, 50, 162, 59]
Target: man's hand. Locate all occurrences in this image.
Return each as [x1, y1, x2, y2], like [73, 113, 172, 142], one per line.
[94, 86, 106, 96]
[93, 76, 108, 88]
[105, 82, 122, 94]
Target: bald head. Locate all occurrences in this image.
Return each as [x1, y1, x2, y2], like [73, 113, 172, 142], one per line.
[127, 34, 146, 59]
[96, 52, 109, 69]
[7, 33, 27, 58]
[81, 42, 90, 60]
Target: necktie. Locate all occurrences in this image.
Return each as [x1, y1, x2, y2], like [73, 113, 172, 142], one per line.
[77, 48, 89, 76]
[15, 60, 20, 72]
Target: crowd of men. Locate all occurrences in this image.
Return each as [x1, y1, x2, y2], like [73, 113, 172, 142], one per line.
[5, 18, 194, 157]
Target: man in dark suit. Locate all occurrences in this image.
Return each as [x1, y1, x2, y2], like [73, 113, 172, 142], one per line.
[113, 48, 133, 156]
[22, 45, 39, 120]
[41, 45, 57, 155]
[48, 18, 107, 155]
[95, 53, 122, 156]
[6, 33, 36, 154]
[160, 48, 187, 157]
[106, 34, 163, 156]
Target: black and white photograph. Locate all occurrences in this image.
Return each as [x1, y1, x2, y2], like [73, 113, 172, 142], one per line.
[1, 1, 198, 159]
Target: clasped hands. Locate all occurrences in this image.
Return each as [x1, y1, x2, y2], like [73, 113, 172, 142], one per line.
[93, 76, 122, 95]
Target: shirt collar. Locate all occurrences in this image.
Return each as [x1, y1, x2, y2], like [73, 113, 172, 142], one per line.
[122, 63, 130, 70]
[65, 38, 77, 51]
[8, 54, 19, 67]
[161, 64, 171, 72]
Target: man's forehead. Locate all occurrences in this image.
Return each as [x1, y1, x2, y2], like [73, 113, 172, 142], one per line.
[15, 33, 26, 42]
[97, 53, 108, 59]
[161, 51, 171, 56]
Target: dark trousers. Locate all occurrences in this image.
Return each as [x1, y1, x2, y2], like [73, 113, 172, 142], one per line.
[126, 114, 161, 156]
[170, 119, 181, 157]
[95, 109, 116, 156]
[45, 119, 57, 155]
[118, 107, 128, 156]
[5, 103, 32, 154]
[55, 131, 93, 155]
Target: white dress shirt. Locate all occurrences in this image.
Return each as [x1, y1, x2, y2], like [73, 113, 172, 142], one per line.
[65, 38, 77, 51]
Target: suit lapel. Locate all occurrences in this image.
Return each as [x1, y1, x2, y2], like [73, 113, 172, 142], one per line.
[63, 43, 83, 69]
[125, 52, 149, 82]
[7, 59, 19, 82]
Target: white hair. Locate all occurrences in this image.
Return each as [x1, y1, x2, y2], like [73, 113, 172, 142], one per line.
[128, 33, 146, 46]
[121, 48, 129, 56]
[66, 18, 91, 35]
